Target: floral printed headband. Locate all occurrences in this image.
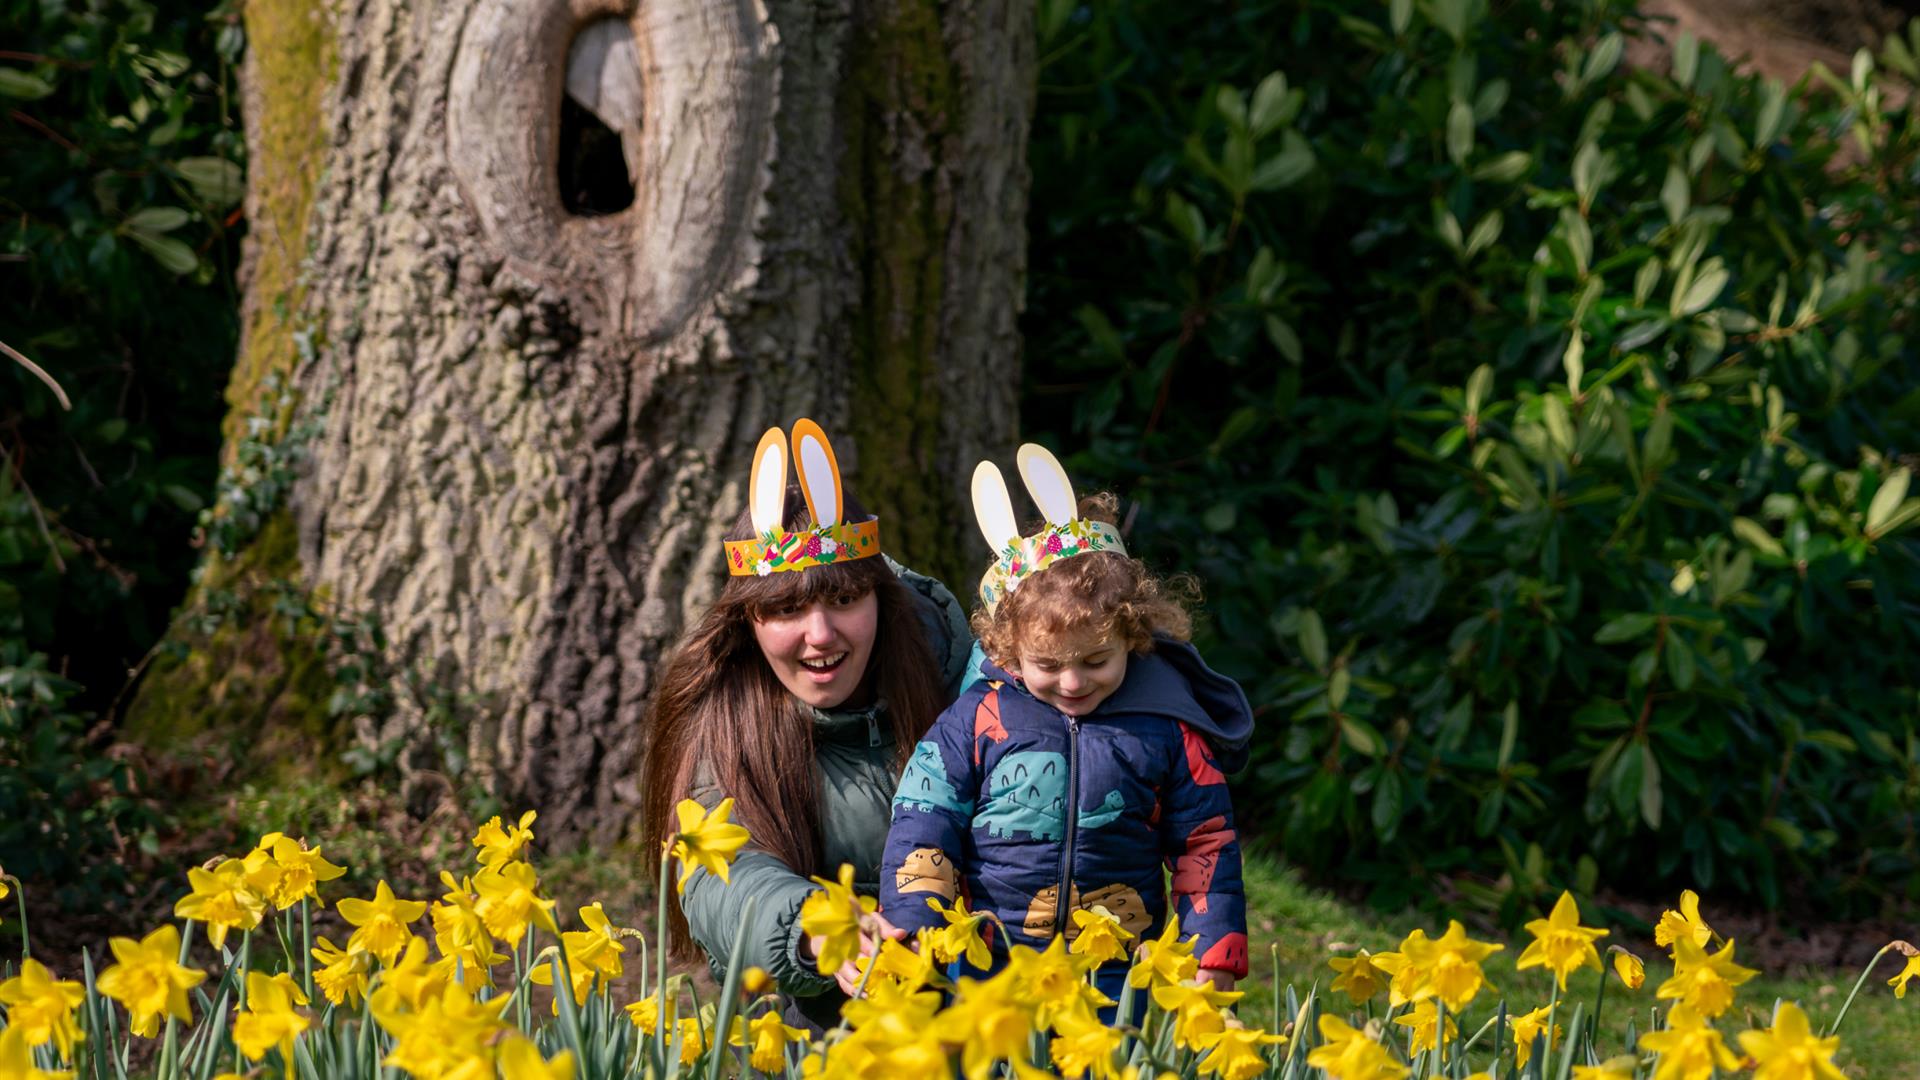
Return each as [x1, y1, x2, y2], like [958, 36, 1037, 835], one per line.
[724, 420, 882, 576]
[970, 443, 1127, 613]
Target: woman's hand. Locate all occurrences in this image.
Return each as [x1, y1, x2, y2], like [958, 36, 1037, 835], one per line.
[1198, 966, 1238, 992]
[805, 909, 908, 995]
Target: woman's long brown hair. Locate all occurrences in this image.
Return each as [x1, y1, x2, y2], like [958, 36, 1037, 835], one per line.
[640, 485, 944, 959]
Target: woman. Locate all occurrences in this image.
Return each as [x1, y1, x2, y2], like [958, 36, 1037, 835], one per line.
[639, 425, 971, 1030]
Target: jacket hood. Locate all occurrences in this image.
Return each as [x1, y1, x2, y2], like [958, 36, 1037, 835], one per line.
[979, 635, 1254, 773]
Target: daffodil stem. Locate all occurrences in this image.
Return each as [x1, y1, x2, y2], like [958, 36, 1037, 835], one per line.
[300, 899, 313, 1001]
[654, 845, 672, 1067]
[1826, 942, 1896, 1038]
[234, 930, 252, 1076]
[158, 920, 196, 1080]
[1590, 962, 1608, 1054]
[8, 875, 29, 960]
[1458, 1014, 1500, 1055]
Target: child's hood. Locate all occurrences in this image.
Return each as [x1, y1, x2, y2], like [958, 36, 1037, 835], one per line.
[980, 635, 1255, 773]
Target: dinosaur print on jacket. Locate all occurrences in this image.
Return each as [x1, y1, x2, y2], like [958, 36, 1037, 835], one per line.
[975, 751, 1127, 841]
[892, 740, 972, 815]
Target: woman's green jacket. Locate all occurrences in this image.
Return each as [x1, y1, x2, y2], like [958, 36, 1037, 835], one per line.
[676, 559, 973, 1008]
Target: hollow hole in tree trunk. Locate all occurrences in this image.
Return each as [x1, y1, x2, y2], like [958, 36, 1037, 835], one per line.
[558, 96, 634, 216]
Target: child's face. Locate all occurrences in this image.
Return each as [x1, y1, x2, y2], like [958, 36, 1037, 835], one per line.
[1008, 628, 1128, 717]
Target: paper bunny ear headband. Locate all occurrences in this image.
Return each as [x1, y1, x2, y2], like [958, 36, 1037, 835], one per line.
[970, 443, 1127, 613]
[723, 419, 882, 576]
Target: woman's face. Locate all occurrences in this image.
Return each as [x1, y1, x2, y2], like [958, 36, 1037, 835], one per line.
[750, 591, 880, 710]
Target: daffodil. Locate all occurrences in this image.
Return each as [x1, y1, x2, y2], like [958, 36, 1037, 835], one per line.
[860, 934, 943, 992]
[1517, 891, 1607, 990]
[337, 880, 428, 964]
[172, 858, 267, 949]
[0, 958, 86, 1057]
[731, 1012, 808, 1072]
[1612, 946, 1646, 990]
[1370, 929, 1433, 1006]
[1639, 1002, 1738, 1080]
[232, 971, 311, 1064]
[1049, 1008, 1126, 1079]
[0, 1024, 71, 1080]
[1392, 998, 1458, 1055]
[1509, 1004, 1560, 1068]
[96, 925, 206, 1038]
[671, 1017, 706, 1066]
[429, 873, 504, 987]
[1308, 1014, 1409, 1080]
[243, 833, 347, 910]
[1328, 948, 1388, 1005]
[1654, 889, 1714, 951]
[1193, 1026, 1287, 1080]
[472, 811, 538, 869]
[921, 896, 993, 970]
[1887, 953, 1920, 998]
[472, 860, 560, 947]
[1399, 920, 1502, 1010]
[498, 1037, 573, 1080]
[311, 936, 373, 1007]
[1069, 905, 1135, 964]
[1571, 1059, 1637, 1079]
[1657, 935, 1758, 1018]
[799, 863, 874, 975]
[624, 993, 672, 1035]
[375, 938, 455, 1011]
[1009, 937, 1109, 1028]
[1128, 915, 1200, 990]
[935, 977, 1035, 1080]
[377, 981, 512, 1080]
[669, 797, 751, 891]
[1151, 979, 1243, 1051]
[1737, 1001, 1845, 1080]
[530, 902, 632, 1006]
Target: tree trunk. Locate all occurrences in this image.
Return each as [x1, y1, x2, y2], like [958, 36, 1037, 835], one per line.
[137, 0, 1031, 840]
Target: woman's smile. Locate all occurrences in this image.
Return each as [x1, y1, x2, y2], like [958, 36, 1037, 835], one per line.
[752, 592, 879, 708]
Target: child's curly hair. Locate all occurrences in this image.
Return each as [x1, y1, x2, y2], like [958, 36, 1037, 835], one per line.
[972, 493, 1199, 663]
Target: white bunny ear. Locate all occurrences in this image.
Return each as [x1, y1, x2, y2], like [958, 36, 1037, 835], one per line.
[1016, 443, 1078, 526]
[748, 427, 789, 535]
[971, 461, 1020, 550]
[789, 418, 844, 528]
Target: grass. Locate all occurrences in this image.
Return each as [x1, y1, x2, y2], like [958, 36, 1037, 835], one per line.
[1236, 854, 1920, 1077]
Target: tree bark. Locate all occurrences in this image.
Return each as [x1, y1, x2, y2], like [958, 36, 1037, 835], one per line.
[182, 0, 1030, 839]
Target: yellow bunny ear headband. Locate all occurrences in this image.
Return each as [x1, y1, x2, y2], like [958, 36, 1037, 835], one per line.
[723, 419, 883, 576]
[970, 443, 1127, 613]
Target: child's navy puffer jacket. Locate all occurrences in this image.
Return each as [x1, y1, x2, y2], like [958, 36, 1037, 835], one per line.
[878, 637, 1253, 977]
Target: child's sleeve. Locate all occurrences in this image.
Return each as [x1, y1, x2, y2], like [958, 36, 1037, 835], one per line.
[1161, 721, 1249, 977]
[878, 690, 987, 935]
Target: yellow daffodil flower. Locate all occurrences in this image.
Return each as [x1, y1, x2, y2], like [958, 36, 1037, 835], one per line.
[623, 992, 673, 1035]
[243, 833, 347, 910]
[671, 1017, 706, 1066]
[1639, 1002, 1738, 1080]
[472, 860, 560, 948]
[1611, 946, 1646, 990]
[669, 798, 751, 892]
[0, 958, 86, 1057]
[96, 925, 206, 1037]
[172, 858, 266, 949]
[1009, 937, 1109, 1028]
[375, 938, 455, 1011]
[1069, 905, 1135, 964]
[798, 863, 874, 975]
[428, 877, 504, 989]
[741, 966, 773, 995]
[232, 970, 311, 1064]
[0, 1024, 71, 1080]
[1328, 948, 1388, 1005]
[1517, 891, 1608, 990]
[1308, 1014, 1409, 1080]
[378, 981, 511, 1080]
[1886, 952, 1920, 998]
[1398, 921, 1502, 1010]
[337, 880, 428, 964]
[860, 934, 943, 992]
[1736, 1001, 1845, 1080]
[1392, 998, 1458, 1055]
[1049, 1007, 1126, 1079]
[1508, 1004, 1560, 1068]
[1151, 979, 1243, 1051]
[472, 811, 538, 869]
[497, 1037, 573, 1080]
[730, 1012, 808, 1072]
[1657, 935, 1758, 1018]
[925, 896, 994, 967]
[311, 936, 373, 1007]
[1371, 929, 1433, 1006]
[529, 902, 632, 1007]
[1654, 889, 1714, 952]
[1571, 1058, 1638, 1079]
[1128, 915, 1200, 990]
[1193, 1026, 1287, 1080]
[935, 977, 1034, 1080]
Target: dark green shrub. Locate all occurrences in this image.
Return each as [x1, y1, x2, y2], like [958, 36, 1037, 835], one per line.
[1025, 0, 1920, 917]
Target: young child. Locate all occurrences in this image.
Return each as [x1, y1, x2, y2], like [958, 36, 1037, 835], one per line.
[878, 444, 1251, 994]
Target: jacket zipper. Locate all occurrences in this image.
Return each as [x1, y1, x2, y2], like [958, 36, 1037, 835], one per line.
[867, 713, 882, 748]
[1056, 712, 1080, 939]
